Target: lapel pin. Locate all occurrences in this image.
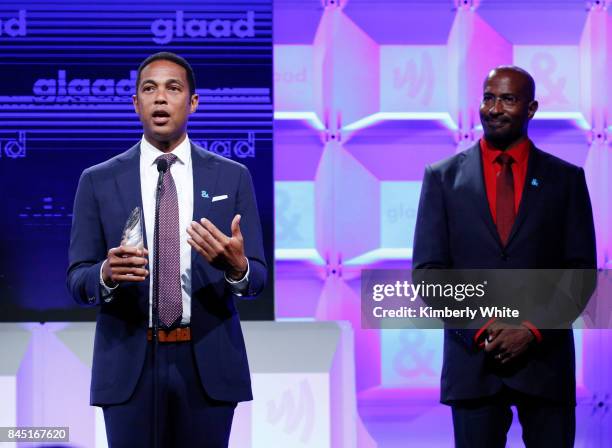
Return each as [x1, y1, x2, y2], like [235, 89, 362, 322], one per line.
[201, 190, 209, 198]
[531, 178, 539, 187]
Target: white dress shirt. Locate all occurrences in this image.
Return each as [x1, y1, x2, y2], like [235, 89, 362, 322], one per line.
[100, 134, 249, 327]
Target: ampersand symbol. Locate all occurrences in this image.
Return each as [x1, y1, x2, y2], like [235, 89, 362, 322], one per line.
[393, 330, 436, 378]
[276, 188, 302, 243]
[531, 52, 569, 106]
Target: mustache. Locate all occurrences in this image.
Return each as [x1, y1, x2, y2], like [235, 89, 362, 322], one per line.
[484, 116, 510, 123]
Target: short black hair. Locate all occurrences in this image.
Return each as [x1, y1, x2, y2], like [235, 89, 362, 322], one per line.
[136, 52, 196, 96]
[485, 65, 536, 101]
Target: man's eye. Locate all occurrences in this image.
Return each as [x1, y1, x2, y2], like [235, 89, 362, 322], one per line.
[143, 86, 154, 92]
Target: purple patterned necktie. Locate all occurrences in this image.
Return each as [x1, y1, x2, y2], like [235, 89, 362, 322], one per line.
[156, 153, 182, 328]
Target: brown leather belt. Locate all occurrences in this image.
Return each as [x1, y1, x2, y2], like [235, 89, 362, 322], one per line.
[147, 326, 191, 343]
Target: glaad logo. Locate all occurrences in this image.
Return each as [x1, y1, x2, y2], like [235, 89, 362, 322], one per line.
[34, 70, 136, 96]
[194, 132, 256, 159]
[387, 203, 416, 224]
[274, 68, 307, 84]
[267, 379, 315, 443]
[151, 10, 255, 44]
[0, 131, 27, 159]
[0, 10, 26, 37]
[393, 52, 434, 106]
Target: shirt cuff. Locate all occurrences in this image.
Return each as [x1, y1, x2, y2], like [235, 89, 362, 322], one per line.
[224, 258, 250, 296]
[521, 320, 543, 343]
[99, 259, 118, 301]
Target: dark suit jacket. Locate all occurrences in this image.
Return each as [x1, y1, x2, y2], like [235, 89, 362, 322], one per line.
[67, 142, 267, 406]
[412, 142, 596, 405]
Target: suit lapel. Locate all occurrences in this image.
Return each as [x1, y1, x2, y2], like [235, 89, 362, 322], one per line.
[505, 145, 547, 247]
[191, 142, 221, 267]
[113, 143, 149, 303]
[114, 143, 143, 229]
[459, 143, 502, 246]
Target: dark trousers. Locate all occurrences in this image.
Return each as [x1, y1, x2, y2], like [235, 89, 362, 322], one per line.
[103, 341, 236, 448]
[451, 386, 575, 448]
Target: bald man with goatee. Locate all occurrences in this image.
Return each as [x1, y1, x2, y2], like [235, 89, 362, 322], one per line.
[413, 66, 596, 447]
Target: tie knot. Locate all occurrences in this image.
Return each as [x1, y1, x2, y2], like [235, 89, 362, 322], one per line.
[156, 153, 178, 168]
[496, 153, 514, 166]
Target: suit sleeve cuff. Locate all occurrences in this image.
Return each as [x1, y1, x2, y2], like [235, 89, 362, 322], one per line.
[474, 318, 498, 348]
[224, 258, 250, 296]
[522, 320, 543, 343]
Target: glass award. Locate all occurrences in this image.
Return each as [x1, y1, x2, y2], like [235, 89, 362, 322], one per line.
[121, 207, 144, 249]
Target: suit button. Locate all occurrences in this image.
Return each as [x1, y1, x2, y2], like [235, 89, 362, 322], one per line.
[501, 253, 508, 261]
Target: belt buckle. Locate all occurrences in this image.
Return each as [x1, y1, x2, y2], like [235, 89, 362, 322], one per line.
[168, 328, 178, 342]
[178, 327, 189, 341]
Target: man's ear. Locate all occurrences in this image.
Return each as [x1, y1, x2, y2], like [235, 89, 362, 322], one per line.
[190, 93, 199, 113]
[132, 94, 140, 114]
[527, 100, 538, 120]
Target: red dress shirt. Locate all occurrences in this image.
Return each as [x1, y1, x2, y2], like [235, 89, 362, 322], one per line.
[476, 137, 543, 344]
[480, 137, 530, 224]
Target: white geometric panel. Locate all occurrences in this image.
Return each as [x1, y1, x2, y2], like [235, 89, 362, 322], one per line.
[275, 181, 316, 251]
[381, 329, 442, 388]
[380, 181, 422, 250]
[514, 45, 581, 113]
[274, 45, 315, 113]
[380, 46, 448, 113]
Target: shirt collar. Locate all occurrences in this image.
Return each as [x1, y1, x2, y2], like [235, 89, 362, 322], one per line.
[480, 137, 530, 166]
[140, 134, 191, 168]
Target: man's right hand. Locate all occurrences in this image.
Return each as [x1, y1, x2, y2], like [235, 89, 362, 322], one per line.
[102, 246, 149, 287]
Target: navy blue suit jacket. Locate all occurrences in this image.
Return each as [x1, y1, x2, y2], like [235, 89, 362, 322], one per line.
[413, 142, 596, 405]
[67, 142, 267, 406]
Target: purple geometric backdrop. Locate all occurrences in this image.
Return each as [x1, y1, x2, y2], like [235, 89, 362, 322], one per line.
[273, 0, 611, 446]
[2, 1, 608, 447]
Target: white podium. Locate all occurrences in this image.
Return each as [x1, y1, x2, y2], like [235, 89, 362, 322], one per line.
[232, 321, 356, 448]
[0, 320, 356, 448]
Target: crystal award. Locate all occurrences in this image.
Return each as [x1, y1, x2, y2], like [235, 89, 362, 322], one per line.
[121, 207, 144, 249]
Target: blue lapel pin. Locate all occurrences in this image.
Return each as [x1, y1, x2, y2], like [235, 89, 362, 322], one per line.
[201, 190, 209, 198]
[531, 178, 539, 187]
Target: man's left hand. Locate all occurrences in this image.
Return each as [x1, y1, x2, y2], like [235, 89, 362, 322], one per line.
[187, 214, 248, 280]
[484, 322, 535, 365]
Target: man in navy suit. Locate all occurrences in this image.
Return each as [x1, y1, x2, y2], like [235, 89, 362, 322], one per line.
[67, 52, 266, 447]
[413, 66, 596, 447]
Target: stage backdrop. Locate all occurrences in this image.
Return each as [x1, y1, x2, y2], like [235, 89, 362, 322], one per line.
[0, 0, 274, 321]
